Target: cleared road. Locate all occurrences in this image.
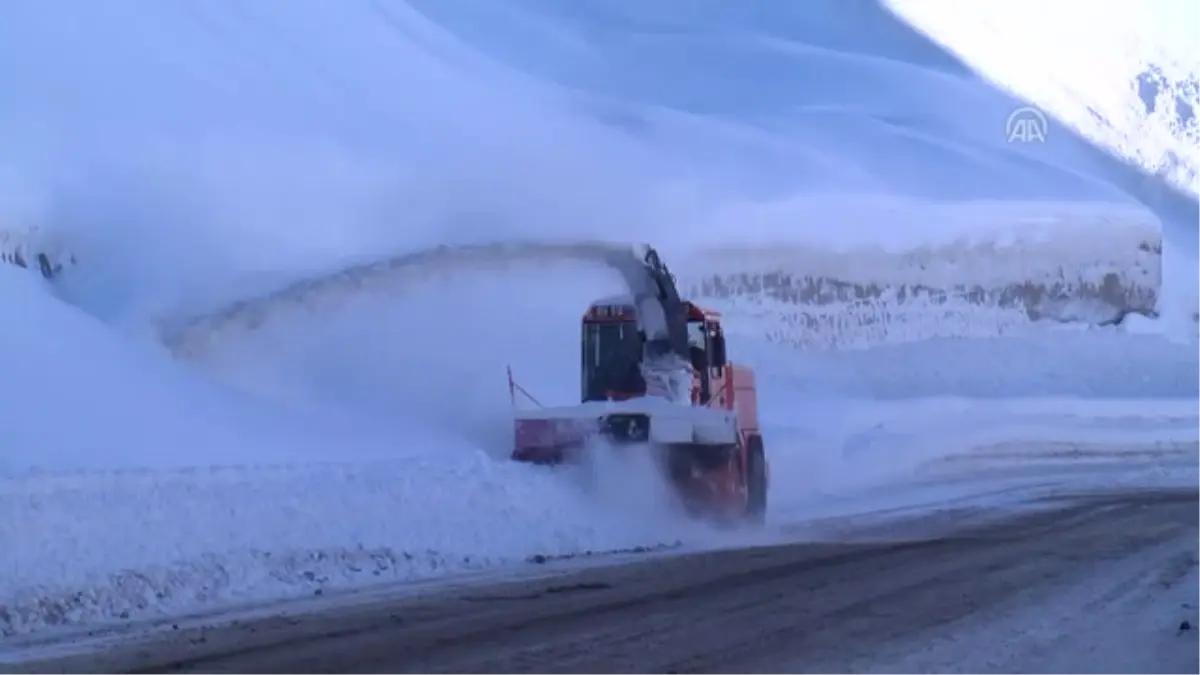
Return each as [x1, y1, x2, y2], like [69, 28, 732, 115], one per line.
[20, 487, 1199, 674]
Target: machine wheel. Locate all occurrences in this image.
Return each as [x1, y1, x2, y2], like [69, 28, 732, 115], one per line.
[744, 434, 767, 525]
[664, 442, 736, 481]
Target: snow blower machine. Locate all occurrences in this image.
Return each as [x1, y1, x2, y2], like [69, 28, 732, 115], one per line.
[508, 245, 768, 524]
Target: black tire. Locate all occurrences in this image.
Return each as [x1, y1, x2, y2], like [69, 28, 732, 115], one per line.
[745, 435, 767, 525]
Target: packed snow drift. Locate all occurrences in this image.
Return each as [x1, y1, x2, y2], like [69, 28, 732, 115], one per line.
[1, 0, 1197, 646]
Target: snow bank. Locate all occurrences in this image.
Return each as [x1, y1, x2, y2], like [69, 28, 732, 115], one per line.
[0, 454, 695, 639]
[0, 227, 73, 280]
[0, 262, 696, 641]
[0, 264, 431, 473]
[760, 395, 1199, 522]
[737, 328, 1198, 399]
[673, 200, 1162, 348]
[0, 171, 66, 279]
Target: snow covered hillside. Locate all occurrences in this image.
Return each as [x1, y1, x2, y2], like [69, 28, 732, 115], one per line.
[885, 0, 1200, 333]
[3, 0, 1198, 332]
[1, 0, 1196, 645]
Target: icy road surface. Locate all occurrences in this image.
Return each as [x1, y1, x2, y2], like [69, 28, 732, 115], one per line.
[15, 486, 1198, 674]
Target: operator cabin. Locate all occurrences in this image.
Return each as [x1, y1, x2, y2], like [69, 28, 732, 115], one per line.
[581, 295, 727, 405]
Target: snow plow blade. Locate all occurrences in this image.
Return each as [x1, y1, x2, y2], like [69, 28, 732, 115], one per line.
[511, 401, 755, 523]
[512, 400, 739, 464]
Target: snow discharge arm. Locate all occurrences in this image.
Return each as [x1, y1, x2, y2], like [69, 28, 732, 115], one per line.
[598, 245, 693, 401]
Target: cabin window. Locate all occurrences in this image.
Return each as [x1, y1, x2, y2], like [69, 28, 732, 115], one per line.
[581, 321, 644, 402]
[686, 321, 707, 371]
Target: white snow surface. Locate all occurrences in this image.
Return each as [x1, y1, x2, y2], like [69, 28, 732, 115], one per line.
[1, 0, 1198, 648]
[886, 0, 1200, 334]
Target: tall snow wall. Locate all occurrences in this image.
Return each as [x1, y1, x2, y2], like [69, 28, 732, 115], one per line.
[0, 228, 74, 281]
[670, 201, 1163, 349]
[3, 201, 1162, 355]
